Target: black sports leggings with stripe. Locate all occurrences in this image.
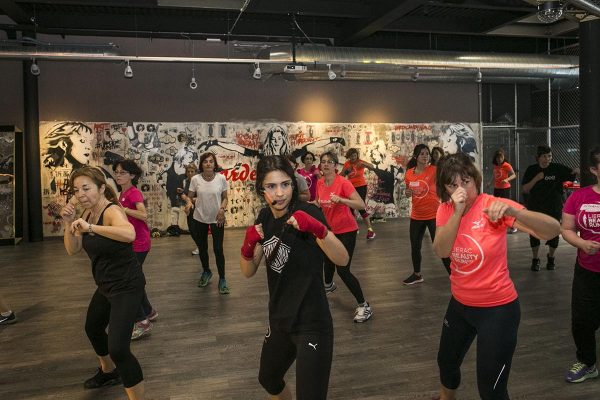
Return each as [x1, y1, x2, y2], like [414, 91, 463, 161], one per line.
[437, 297, 520, 400]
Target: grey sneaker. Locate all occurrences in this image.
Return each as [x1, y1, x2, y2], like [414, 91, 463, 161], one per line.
[353, 302, 372, 323]
[198, 270, 213, 287]
[565, 362, 598, 383]
[0, 312, 17, 325]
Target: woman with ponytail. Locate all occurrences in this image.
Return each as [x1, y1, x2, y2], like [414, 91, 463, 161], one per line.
[240, 155, 348, 400]
[60, 166, 146, 400]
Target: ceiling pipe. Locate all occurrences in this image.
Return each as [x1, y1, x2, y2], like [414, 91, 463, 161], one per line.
[566, 0, 600, 17]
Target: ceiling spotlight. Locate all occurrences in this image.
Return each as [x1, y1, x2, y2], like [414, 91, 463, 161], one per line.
[537, 1, 564, 24]
[124, 60, 133, 79]
[30, 59, 40, 76]
[411, 71, 419, 82]
[327, 64, 336, 80]
[340, 65, 347, 78]
[475, 69, 482, 83]
[253, 63, 262, 80]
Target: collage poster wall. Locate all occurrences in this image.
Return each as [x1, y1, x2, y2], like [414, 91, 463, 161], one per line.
[39, 121, 480, 237]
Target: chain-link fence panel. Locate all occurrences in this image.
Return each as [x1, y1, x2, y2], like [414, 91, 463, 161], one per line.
[550, 127, 580, 170]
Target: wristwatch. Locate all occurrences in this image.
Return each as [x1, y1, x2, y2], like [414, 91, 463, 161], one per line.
[88, 224, 94, 233]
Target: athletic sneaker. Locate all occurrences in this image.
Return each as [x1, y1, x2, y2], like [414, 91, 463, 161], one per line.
[403, 273, 424, 285]
[366, 228, 376, 240]
[565, 362, 598, 383]
[83, 367, 122, 389]
[192, 248, 199, 255]
[324, 281, 337, 294]
[218, 278, 230, 295]
[197, 270, 213, 287]
[530, 258, 541, 271]
[131, 320, 152, 340]
[0, 311, 17, 325]
[546, 255, 556, 270]
[354, 302, 372, 323]
[508, 227, 518, 234]
[147, 308, 159, 322]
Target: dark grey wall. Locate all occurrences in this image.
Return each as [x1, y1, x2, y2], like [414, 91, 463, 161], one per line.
[0, 35, 479, 125]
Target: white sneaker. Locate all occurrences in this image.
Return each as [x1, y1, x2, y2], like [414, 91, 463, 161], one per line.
[191, 248, 199, 255]
[354, 302, 372, 323]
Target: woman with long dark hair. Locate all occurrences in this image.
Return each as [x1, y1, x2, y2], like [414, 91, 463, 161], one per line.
[186, 152, 230, 293]
[487, 149, 516, 199]
[60, 167, 146, 399]
[403, 144, 450, 285]
[318, 151, 373, 323]
[432, 153, 560, 400]
[113, 160, 157, 340]
[431, 147, 445, 166]
[240, 155, 349, 400]
[561, 146, 600, 383]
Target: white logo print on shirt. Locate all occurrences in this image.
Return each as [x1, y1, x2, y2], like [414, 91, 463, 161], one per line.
[262, 236, 291, 273]
[472, 218, 484, 230]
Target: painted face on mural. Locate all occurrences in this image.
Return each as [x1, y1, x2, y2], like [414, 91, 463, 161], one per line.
[264, 126, 289, 156]
[70, 131, 94, 165]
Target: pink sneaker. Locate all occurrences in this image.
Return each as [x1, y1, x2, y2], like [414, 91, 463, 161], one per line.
[131, 320, 152, 340]
[366, 229, 376, 240]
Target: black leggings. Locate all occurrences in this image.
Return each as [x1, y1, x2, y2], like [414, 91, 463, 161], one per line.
[258, 327, 333, 400]
[571, 262, 600, 366]
[189, 218, 226, 278]
[85, 288, 144, 388]
[493, 188, 510, 199]
[437, 297, 520, 400]
[355, 185, 369, 218]
[135, 251, 152, 322]
[409, 218, 451, 275]
[323, 230, 365, 304]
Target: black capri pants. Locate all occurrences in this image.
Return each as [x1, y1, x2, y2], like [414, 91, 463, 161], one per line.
[355, 185, 370, 218]
[258, 327, 333, 400]
[323, 230, 365, 304]
[437, 297, 520, 400]
[85, 287, 144, 388]
[529, 211, 560, 249]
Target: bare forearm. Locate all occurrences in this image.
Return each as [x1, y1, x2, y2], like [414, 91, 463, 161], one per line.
[123, 207, 147, 221]
[561, 229, 586, 250]
[341, 197, 365, 210]
[433, 213, 461, 258]
[512, 209, 560, 240]
[63, 228, 82, 255]
[90, 224, 136, 242]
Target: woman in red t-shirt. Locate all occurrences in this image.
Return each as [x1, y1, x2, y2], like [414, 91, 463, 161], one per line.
[432, 153, 560, 400]
[402, 144, 450, 286]
[340, 148, 376, 240]
[317, 151, 373, 323]
[487, 149, 516, 199]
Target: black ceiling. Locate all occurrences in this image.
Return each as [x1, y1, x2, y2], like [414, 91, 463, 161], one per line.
[0, 0, 580, 54]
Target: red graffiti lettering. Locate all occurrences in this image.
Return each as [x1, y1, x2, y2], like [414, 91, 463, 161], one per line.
[220, 163, 257, 182]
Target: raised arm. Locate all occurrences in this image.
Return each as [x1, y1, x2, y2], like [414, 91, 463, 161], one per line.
[60, 202, 82, 255]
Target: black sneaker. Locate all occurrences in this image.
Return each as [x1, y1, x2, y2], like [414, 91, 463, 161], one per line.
[83, 367, 122, 389]
[547, 255, 556, 270]
[403, 273, 424, 285]
[530, 258, 541, 272]
[0, 312, 16, 325]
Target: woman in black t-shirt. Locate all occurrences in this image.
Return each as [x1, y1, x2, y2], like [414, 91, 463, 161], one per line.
[60, 167, 146, 400]
[240, 155, 349, 400]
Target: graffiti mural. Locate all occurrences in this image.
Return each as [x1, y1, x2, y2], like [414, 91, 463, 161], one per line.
[40, 121, 480, 236]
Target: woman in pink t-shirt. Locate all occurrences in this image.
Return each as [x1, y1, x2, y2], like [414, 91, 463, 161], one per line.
[561, 146, 600, 384]
[432, 153, 560, 400]
[113, 160, 157, 341]
[297, 151, 319, 201]
[316, 151, 373, 323]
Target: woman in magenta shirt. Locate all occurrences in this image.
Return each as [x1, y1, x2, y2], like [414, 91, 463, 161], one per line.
[113, 160, 157, 340]
[432, 153, 560, 400]
[297, 151, 319, 201]
[561, 146, 600, 384]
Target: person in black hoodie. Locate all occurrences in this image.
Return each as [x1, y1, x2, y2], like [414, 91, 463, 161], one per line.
[240, 155, 349, 400]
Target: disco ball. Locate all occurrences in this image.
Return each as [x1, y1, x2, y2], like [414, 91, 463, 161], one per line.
[537, 1, 564, 23]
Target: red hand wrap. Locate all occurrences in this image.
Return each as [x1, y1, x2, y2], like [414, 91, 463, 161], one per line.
[241, 225, 261, 260]
[291, 210, 328, 239]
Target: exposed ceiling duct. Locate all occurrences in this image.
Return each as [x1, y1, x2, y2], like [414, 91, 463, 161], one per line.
[259, 45, 579, 85]
[566, 0, 600, 17]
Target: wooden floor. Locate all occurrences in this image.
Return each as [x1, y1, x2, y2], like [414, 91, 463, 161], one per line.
[0, 219, 598, 400]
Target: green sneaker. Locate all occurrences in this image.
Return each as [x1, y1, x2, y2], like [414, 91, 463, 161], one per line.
[197, 270, 213, 287]
[218, 278, 230, 294]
